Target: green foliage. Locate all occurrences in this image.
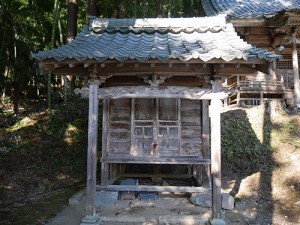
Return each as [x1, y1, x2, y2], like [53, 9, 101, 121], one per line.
[221, 108, 272, 173]
[286, 120, 298, 136]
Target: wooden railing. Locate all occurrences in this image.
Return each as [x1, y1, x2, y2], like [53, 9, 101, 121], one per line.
[224, 79, 285, 106]
[238, 80, 284, 91]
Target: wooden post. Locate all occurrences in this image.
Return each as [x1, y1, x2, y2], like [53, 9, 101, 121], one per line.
[86, 80, 99, 216]
[210, 97, 223, 221]
[268, 61, 277, 81]
[201, 100, 211, 188]
[260, 91, 264, 105]
[292, 35, 300, 110]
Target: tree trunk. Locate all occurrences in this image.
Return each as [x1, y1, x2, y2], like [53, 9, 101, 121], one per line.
[115, 0, 125, 18]
[13, 82, 20, 115]
[48, 0, 59, 111]
[87, 0, 97, 23]
[66, 0, 78, 100]
[168, 0, 172, 18]
[67, 0, 78, 43]
[198, 0, 206, 16]
[156, 0, 163, 17]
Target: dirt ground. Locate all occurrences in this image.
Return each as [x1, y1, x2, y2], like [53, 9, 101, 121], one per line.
[47, 190, 248, 225]
[1, 102, 299, 225]
[220, 105, 300, 225]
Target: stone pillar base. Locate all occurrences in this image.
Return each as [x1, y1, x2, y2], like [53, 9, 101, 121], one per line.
[210, 218, 226, 225]
[80, 215, 101, 225]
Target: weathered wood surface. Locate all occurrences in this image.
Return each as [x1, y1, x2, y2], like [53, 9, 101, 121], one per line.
[96, 185, 211, 193]
[239, 80, 284, 92]
[108, 99, 131, 154]
[180, 99, 202, 155]
[39, 58, 268, 75]
[120, 173, 193, 179]
[101, 99, 109, 186]
[101, 156, 211, 164]
[86, 80, 99, 216]
[75, 86, 228, 100]
[105, 98, 207, 157]
[210, 98, 222, 219]
[201, 100, 211, 188]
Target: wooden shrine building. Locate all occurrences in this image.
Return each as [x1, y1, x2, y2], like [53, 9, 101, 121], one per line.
[33, 15, 281, 225]
[202, 0, 300, 109]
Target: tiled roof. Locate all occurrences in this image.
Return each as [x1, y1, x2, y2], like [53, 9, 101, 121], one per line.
[202, 0, 300, 18]
[32, 16, 281, 63]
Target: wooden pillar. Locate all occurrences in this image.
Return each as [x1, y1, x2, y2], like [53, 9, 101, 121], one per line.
[210, 97, 223, 221]
[268, 61, 277, 81]
[86, 80, 99, 216]
[260, 91, 264, 105]
[292, 35, 300, 110]
[201, 100, 211, 188]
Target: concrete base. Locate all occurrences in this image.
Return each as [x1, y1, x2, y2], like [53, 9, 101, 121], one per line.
[210, 218, 226, 225]
[159, 215, 209, 225]
[80, 215, 101, 225]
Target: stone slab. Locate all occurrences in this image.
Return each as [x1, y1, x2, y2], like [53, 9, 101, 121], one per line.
[80, 215, 101, 225]
[96, 191, 118, 207]
[159, 215, 209, 225]
[210, 218, 226, 225]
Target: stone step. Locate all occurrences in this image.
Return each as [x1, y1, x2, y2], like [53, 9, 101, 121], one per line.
[98, 215, 210, 225]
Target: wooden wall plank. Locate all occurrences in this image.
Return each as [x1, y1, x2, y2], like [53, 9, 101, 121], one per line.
[180, 99, 202, 156]
[108, 99, 131, 154]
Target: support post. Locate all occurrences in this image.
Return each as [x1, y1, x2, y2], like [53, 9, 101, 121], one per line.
[237, 76, 240, 106]
[268, 61, 277, 81]
[260, 91, 264, 105]
[292, 34, 300, 110]
[210, 97, 224, 223]
[201, 100, 211, 188]
[81, 80, 100, 225]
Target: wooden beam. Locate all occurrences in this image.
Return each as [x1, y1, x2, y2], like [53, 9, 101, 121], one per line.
[76, 86, 228, 100]
[54, 63, 63, 68]
[96, 185, 211, 193]
[69, 63, 79, 68]
[53, 66, 88, 76]
[38, 63, 54, 75]
[98, 63, 211, 76]
[101, 156, 211, 164]
[120, 173, 193, 179]
[86, 80, 99, 216]
[210, 97, 223, 220]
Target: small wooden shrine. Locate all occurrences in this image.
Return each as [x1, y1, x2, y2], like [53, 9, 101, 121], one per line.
[33, 15, 281, 224]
